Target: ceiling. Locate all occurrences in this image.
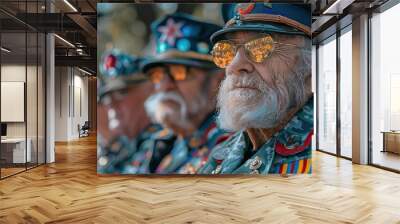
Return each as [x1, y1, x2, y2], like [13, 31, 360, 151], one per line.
[0, 0, 97, 74]
[0, 0, 393, 75]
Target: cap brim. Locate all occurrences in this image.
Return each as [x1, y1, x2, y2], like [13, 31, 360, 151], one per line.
[210, 23, 306, 44]
[99, 76, 147, 97]
[141, 58, 216, 73]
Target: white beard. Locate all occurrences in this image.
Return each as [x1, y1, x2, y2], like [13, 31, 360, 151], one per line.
[144, 91, 188, 125]
[216, 72, 285, 132]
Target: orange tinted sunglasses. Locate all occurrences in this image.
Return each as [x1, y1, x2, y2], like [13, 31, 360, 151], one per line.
[147, 65, 192, 84]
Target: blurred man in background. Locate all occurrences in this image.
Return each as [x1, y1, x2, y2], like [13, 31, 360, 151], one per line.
[133, 13, 230, 174]
[97, 50, 166, 174]
[198, 3, 313, 175]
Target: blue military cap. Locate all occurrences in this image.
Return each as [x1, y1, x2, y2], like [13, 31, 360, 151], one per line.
[99, 49, 146, 97]
[141, 13, 222, 73]
[211, 3, 311, 44]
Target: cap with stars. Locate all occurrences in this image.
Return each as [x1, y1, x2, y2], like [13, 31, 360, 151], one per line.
[210, 3, 311, 44]
[99, 49, 146, 98]
[141, 13, 222, 73]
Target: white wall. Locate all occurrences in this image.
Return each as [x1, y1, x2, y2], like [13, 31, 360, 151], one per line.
[55, 67, 69, 141]
[72, 73, 89, 138]
[1, 65, 26, 138]
[1, 63, 46, 164]
[1, 65, 38, 138]
[54, 67, 89, 141]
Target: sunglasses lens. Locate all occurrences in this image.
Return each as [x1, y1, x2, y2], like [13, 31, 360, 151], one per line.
[148, 68, 164, 83]
[212, 41, 236, 68]
[170, 65, 187, 81]
[245, 35, 275, 63]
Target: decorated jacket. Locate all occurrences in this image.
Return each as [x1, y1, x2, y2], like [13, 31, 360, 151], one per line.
[97, 123, 163, 174]
[156, 113, 231, 174]
[127, 127, 177, 174]
[197, 97, 314, 175]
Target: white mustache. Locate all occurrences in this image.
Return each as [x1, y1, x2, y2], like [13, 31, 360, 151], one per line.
[223, 72, 269, 93]
[144, 91, 187, 123]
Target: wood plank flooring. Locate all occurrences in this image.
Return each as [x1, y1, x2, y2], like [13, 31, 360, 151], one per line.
[1, 167, 26, 178]
[0, 135, 400, 224]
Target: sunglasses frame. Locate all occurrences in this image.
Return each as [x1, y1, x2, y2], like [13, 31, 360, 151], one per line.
[147, 65, 196, 84]
[211, 33, 303, 68]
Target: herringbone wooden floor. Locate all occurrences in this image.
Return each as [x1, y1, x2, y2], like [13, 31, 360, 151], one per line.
[1, 135, 400, 224]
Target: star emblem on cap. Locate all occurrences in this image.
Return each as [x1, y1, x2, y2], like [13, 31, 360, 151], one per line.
[236, 3, 255, 15]
[158, 18, 183, 46]
[105, 54, 117, 70]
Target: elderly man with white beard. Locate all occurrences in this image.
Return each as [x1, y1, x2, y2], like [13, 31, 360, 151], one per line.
[130, 13, 231, 174]
[97, 50, 167, 174]
[198, 3, 314, 175]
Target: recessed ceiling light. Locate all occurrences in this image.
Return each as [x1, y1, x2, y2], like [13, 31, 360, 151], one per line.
[63, 0, 78, 12]
[54, 34, 75, 48]
[78, 67, 93, 76]
[1, 47, 11, 53]
[322, 0, 355, 15]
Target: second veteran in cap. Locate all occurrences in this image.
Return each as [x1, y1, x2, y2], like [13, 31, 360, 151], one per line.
[198, 3, 313, 175]
[132, 13, 231, 174]
[97, 50, 163, 174]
